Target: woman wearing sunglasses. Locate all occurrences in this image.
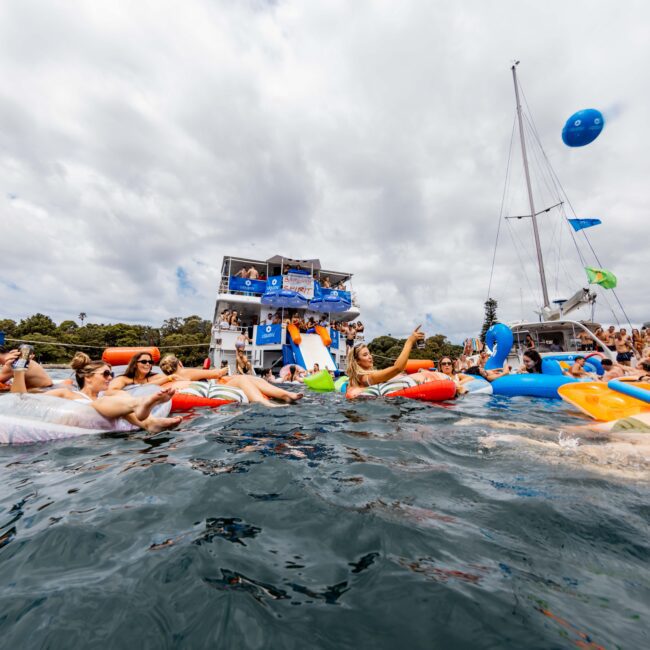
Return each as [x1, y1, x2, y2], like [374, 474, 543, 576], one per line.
[435, 357, 475, 395]
[109, 352, 172, 390]
[10, 352, 181, 433]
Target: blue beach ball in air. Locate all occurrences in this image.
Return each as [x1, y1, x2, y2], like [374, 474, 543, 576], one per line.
[562, 108, 605, 147]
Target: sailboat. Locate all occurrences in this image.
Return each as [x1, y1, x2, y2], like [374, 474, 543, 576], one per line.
[490, 62, 620, 372]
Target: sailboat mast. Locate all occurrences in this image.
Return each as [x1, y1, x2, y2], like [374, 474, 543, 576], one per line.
[511, 63, 550, 309]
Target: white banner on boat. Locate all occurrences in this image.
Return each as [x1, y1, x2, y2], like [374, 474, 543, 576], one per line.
[283, 273, 314, 299]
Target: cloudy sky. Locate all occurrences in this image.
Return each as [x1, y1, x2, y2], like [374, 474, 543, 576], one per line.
[1, 0, 648, 341]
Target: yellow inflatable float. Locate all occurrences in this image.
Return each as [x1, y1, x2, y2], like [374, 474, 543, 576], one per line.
[558, 381, 650, 421]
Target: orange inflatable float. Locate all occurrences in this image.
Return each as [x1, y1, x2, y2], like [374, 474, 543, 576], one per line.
[102, 347, 160, 365]
[405, 359, 434, 374]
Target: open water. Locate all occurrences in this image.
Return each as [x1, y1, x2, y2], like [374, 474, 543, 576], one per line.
[0, 387, 648, 649]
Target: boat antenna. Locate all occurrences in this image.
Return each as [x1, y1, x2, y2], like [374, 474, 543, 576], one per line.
[511, 61, 550, 309]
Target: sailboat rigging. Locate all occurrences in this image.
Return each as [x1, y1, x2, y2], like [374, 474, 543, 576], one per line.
[487, 62, 630, 364]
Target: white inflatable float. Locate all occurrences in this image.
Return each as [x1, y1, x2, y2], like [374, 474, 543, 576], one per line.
[0, 391, 171, 445]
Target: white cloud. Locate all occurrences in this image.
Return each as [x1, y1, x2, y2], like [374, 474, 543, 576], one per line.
[0, 0, 647, 341]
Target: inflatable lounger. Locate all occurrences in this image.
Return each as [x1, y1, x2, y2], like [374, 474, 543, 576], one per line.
[559, 381, 650, 421]
[0, 393, 171, 445]
[348, 379, 456, 403]
[171, 381, 248, 411]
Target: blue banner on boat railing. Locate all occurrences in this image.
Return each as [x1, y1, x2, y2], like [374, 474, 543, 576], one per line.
[329, 329, 339, 349]
[266, 276, 283, 291]
[322, 288, 351, 303]
[256, 324, 282, 345]
[229, 276, 266, 293]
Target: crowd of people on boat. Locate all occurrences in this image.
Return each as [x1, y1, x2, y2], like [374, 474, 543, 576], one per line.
[231, 265, 348, 290]
[214, 309, 363, 342]
[233, 266, 265, 281]
[519, 325, 650, 366]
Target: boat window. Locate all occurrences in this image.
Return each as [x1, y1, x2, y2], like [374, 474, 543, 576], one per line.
[513, 330, 537, 351]
[536, 332, 565, 352]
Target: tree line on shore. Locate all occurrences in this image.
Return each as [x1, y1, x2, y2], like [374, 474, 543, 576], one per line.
[1, 313, 463, 369]
[0, 313, 212, 366]
[368, 335, 463, 369]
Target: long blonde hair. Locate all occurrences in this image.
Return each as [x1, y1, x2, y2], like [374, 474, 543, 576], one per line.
[346, 345, 372, 387]
[70, 352, 109, 389]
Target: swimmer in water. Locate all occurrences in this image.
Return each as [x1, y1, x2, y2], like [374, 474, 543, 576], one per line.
[465, 412, 650, 480]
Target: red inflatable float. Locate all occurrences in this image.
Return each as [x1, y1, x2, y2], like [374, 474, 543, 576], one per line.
[170, 393, 232, 412]
[388, 379, 456, 402]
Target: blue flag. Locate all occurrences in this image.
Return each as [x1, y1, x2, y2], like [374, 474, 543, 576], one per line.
[568, 218, 601, 232]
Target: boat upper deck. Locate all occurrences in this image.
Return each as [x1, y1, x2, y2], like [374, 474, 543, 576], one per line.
[215, 255, 360, 312]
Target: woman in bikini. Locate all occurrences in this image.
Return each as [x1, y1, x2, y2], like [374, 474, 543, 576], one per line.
[346, 326, 428, 398]
[435, 357, 476, 395]
[11, 353, 181, 433]
[108, 351, 172, 390]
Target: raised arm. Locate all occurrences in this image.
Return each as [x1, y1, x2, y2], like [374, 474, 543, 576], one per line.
[0, 350, 19, 384]
[365, 326, 424, 385]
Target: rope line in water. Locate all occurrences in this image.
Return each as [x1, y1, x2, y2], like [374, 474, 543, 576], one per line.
[3, 337, 210, 351]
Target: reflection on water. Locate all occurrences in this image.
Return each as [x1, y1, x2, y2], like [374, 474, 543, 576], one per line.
[0, 392, 648, 648]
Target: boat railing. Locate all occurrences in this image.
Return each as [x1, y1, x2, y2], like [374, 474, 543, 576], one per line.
[217, 273, 354, 300]
[218, 273, 267, 297]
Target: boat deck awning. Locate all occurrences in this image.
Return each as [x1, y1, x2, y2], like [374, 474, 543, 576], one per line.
[265, 256, 321, 271]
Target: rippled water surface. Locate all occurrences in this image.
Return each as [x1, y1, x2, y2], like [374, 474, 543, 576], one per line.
[1, 388, 648, 649]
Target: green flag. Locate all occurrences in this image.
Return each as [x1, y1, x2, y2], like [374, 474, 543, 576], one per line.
[585, 266, 617, 289]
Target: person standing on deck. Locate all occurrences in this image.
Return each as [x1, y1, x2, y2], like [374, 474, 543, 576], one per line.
[615, 329, 634, 366]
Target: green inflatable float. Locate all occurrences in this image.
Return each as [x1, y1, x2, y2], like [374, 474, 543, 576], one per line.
[303, 369, 336, 392]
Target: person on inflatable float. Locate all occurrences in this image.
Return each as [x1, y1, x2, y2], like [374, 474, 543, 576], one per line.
[158, 354, 303, 406]
[435, 357, 477, 395]
[10, 352, 182, 433]
[0, 345, 54, 390]
[520, 350, 543, 373]
[567, 356, 596, 379]
[109, 351, 174, 389]
[346, 326, 428, 398]
[284, 364, 305, 383]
